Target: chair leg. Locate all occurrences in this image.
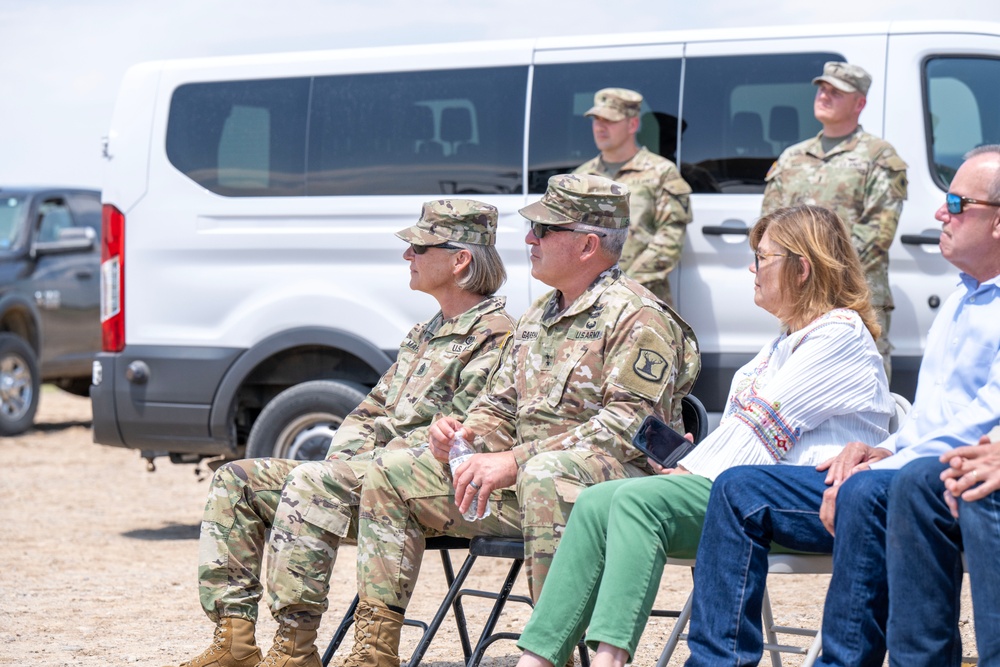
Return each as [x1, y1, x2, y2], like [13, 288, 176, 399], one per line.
[405, 551, 479, 667]
[464, 558, 524, 666]
[436, 549, 474, 662]
[656, 591, 694, 667]
[801, 628, 822, 667]
[761, 587, 783, 667]
[322, 594, 360, 666]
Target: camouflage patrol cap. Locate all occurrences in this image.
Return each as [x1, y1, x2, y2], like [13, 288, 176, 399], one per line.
[519, 174, 630, 229]
[812, 61, 872, 96]
[395, 199, 498, 246]
[584, 88, 643, 122]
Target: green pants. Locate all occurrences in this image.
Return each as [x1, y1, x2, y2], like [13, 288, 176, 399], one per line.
[515, 474, 713, 665]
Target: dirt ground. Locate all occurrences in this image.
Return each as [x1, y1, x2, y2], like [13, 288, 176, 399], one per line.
[0, 389, 978, 666]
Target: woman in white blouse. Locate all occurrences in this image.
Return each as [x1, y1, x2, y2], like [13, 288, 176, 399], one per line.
[514, 205, 895, 667]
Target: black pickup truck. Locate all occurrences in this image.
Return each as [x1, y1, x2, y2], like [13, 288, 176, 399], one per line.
[0, 187, 102, 435]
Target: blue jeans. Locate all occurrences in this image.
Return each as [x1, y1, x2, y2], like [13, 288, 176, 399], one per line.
[887, 457, 1000, 666]
[683, 464, 895, 667]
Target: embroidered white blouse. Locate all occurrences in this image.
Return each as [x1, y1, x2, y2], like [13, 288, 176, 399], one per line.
[679, 308, 894, 481]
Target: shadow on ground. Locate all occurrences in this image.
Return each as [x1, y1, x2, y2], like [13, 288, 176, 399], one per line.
[123, 523, 200, 541]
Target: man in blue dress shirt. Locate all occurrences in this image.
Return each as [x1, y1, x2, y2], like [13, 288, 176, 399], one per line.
[683, 145, 1000, 667]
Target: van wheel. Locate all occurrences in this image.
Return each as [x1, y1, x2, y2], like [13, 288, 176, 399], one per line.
[246, 380, 368, 461]
[0, 334, 41, 436]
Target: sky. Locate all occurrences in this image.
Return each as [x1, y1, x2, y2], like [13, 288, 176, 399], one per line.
[1, 0, 998, 189]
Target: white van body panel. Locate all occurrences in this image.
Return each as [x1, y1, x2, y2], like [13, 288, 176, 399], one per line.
[91, 21, 1000, 460]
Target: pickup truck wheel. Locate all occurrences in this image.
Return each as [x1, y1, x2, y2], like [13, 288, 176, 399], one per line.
[246, 380, 368, 461]
[0, 334, 41, 436]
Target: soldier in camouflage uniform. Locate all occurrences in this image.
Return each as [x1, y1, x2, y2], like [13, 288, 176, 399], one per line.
[575, 88, 693, 306]
[762, 61, 908, 378]
[342, 174, 701, 667]
[162, 200, 514, 667]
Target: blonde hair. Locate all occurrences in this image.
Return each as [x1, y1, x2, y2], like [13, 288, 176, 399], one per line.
[449, 241, 507, 296]
[750, 205, 880, 339]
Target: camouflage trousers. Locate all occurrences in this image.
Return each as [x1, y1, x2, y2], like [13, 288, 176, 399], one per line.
[356, 446, 646, 609]
[197, 454, 372, 629]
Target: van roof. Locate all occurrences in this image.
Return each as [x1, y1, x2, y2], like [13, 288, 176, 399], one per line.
[138, 19, 1000, 73]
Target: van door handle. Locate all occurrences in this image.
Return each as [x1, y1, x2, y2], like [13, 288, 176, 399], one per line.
[901, 232, 941, 246]
[703, 226, 750, 236]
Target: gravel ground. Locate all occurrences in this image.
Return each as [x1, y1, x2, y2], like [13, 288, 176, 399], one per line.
[0, 389, 978, 666]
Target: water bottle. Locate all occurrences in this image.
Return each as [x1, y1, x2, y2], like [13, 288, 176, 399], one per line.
[448, 433, 491, 521]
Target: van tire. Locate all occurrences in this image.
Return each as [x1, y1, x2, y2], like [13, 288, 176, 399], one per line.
[246, 380, 369, 461]
[0, 334, 41, 436]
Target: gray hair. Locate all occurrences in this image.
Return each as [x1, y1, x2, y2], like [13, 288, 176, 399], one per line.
[964, 144, 1000, 201]
[449, 241, 507, 296]
[573, 222, 629, 258]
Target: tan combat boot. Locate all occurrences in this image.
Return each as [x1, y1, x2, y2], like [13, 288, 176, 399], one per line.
[162, 617, 261, 667]
[340, 598, 404, 667]
[258, 622, 322, 667]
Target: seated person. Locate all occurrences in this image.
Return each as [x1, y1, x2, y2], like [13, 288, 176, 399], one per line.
[682, 146, 1000, 667]
[161, 199, 514, 667]
[885, 425, 1000, 665]
[514, 204, 894, 667]
[339, 174, 701, 667]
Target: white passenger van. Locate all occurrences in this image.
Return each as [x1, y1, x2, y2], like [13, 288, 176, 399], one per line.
[91, 21, 1000, 465]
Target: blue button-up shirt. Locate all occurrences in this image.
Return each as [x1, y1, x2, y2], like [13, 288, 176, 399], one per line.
[872, 273, 1000, 470]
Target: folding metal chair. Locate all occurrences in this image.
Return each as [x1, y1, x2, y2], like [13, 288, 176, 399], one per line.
[322, 535, 478, 667]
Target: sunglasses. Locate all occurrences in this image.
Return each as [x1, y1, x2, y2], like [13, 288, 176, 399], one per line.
[946, 192, 1000, 215]
[530, 222, 607, 239]
[753, 251, 790, 271]
[410, 242, 459, 255]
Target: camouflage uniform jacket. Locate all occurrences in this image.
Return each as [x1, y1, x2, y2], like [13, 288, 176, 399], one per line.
[575, 147, 693, 295]
[761, 127, 908, 308]
[325, 296, 513, 461]
[461, 266, 700, 468]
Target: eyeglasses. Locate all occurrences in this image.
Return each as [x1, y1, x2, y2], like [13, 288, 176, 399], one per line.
[753, 251, 790, 271]
[411, 242, 459, 255]
[946, 192, 1000, 215]
[530, 222, 607, 239]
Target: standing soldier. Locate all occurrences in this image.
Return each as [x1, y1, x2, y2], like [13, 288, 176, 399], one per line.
[762, 61, 908, 378]
[341, 174, 701, 667]
[575, 88, 693, 306]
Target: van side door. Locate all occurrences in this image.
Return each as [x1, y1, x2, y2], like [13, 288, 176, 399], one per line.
[678, 34, 890, 407]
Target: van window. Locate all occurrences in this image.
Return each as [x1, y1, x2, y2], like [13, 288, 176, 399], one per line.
[680, 52, 839, 193]
[167, 78, 311, 196]
[307, 66, 527, 196]
[166, 67, 527, 198]
[528, 59, 683, 193]
[925, 57, 1000, 187]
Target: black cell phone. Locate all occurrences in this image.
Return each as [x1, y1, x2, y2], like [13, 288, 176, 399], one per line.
[632, 415, 695, 468]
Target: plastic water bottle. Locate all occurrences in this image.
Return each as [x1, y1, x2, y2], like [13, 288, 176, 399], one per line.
[448, 434, 491, 521]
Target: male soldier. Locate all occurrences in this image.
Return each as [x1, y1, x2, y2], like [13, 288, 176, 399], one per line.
[575, 88, 693, 306]
[762, 61, 908, 377]
[160, 200, 514, 667]
[341, 174, 701, 666]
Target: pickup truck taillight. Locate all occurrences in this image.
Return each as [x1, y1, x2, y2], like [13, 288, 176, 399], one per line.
[101, 204, 125, 352]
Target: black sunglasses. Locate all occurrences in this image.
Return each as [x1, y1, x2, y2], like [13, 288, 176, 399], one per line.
[530, 222, 607, 239]
[946, 192, 1000, 215]
[411, 242, 459, 255]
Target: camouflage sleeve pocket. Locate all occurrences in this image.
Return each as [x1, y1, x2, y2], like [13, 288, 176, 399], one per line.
[617, 326, 673, 402]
